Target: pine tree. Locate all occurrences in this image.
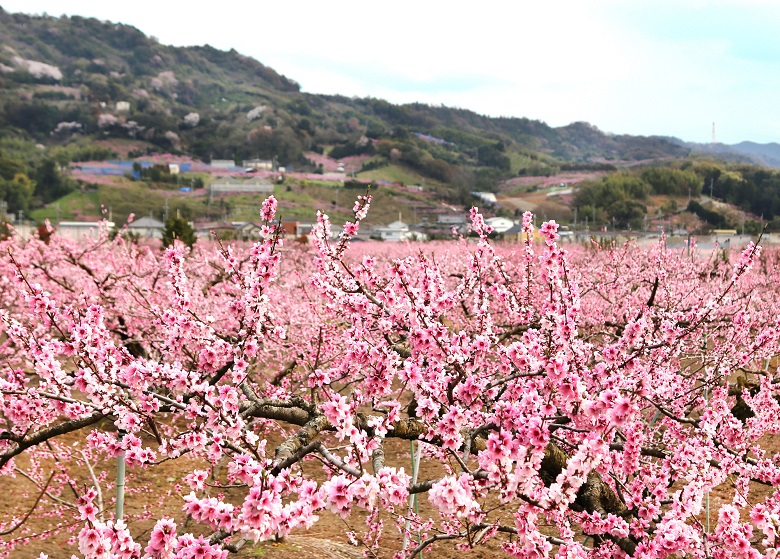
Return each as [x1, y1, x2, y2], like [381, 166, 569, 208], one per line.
[162, 215, 197, 248]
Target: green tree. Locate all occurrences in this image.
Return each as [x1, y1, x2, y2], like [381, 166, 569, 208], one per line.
[0, 173, 35, 215]
[640, 167, 701, 196]
[602, 172, 651, 200]
[477, 142, 511, 171]
[33, 159, 74, 204]
[607, 199, 647, 229]
[0, 154, 26, 180]
[162, 216, 197, 248]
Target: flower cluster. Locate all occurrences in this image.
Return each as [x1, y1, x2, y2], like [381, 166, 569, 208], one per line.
[2, 199, 780, 559]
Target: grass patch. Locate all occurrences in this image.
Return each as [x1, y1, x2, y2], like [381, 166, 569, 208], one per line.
[357, 164, 429, 186]
[508, 152, 540, 175]
[30, 190, 100, 222]
[505, 182, 542, 195]
[33, 177, 442, 229]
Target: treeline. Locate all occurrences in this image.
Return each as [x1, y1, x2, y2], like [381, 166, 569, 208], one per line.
[573, 160, 780, 231]
[574, 167, 701, 228]
[0, 141, 75, 217]
[686, 200, 729, 229]
[559, 162, 618, 172]
[707, 164, 780, 220]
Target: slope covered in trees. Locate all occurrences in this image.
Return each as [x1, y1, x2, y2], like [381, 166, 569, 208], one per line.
[0, 8, 691, 197]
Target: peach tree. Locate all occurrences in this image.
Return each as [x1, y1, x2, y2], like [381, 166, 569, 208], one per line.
[1, 196, 780, 559]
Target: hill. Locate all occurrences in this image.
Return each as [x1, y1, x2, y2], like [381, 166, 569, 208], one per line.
[0, 10, 692, 193]
[7, 8, 780, 234]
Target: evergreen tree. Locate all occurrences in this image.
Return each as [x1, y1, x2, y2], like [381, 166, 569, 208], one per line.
[162, 216, 197, 248]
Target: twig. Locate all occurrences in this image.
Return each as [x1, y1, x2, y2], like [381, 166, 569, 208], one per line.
[80, 450, 104, 521]
[0, 471, 55, 536]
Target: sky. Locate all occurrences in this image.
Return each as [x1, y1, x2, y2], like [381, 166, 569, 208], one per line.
[3, 0, 780, 145]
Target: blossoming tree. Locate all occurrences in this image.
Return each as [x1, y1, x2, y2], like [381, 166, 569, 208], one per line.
[2, 195, 780, 559]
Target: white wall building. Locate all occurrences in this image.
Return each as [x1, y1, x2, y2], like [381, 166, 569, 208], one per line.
[209, 176, 274, 195]
[56, 221, 115, 240]
[127, 216, 165, 239]
[372, 220, 426, 242]
[484, 216, 515, 234]
[471, 191, 498, 206]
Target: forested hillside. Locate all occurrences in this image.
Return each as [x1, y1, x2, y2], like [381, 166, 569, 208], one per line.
[7, 8, 780, 233]
[0, 10, 690, 190]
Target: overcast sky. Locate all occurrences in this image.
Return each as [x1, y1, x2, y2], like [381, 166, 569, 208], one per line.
[3, 0, 780, 145]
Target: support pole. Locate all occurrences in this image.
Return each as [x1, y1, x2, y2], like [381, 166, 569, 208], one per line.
[116, 430, 126, 521]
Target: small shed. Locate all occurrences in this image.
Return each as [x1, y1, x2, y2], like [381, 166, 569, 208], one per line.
[128, 216, 165, 239]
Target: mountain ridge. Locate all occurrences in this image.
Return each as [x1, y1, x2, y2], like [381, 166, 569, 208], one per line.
[0, 8, 695, 178]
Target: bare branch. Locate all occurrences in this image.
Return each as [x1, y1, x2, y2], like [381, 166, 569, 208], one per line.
[0, 412, 105, 468]
[316, 444, 361, 478]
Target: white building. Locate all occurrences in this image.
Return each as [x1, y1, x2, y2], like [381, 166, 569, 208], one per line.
[437, 214, 467, 225]
[56, 221, 115, 240]
[210, 159, 237, 169]
[209, 176, 274, 195]
[127, 216, 165, 239]
[471, 191, 498, 206]
[484, 217, 515, 234]
[372, 220, 426, 242]
[243, 159, 274, 171]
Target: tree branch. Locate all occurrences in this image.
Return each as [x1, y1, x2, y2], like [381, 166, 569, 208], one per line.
[272, 415, 330, 472]
[0, 412, 105, 468]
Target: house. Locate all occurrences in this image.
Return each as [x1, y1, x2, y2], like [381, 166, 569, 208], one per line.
[209, 176, 275, 195]
[243, 159, 274, 171]
[280, 221, 301, 237]
[195, 222, 237, 239]
[372, 220, 426, 242]
[484, 216, 515, 234]
[210, 159, 238, 169]
[471, 192, 498, 206]
[500, 223, 525, 242]
[233, 222, 263, 239]
[56, 221, 115, 240]
[499, 224, 546, 243]
[437, 214, 467, 226]
[116, 101, 130, 113]
[127, 216, 165, 239]
[296, 222, 337, 240]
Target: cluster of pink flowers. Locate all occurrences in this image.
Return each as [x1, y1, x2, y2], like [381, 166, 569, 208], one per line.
[428, 474, 482, 520]
[4, 197, 780, 558]
[77, 519, 140, 559]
